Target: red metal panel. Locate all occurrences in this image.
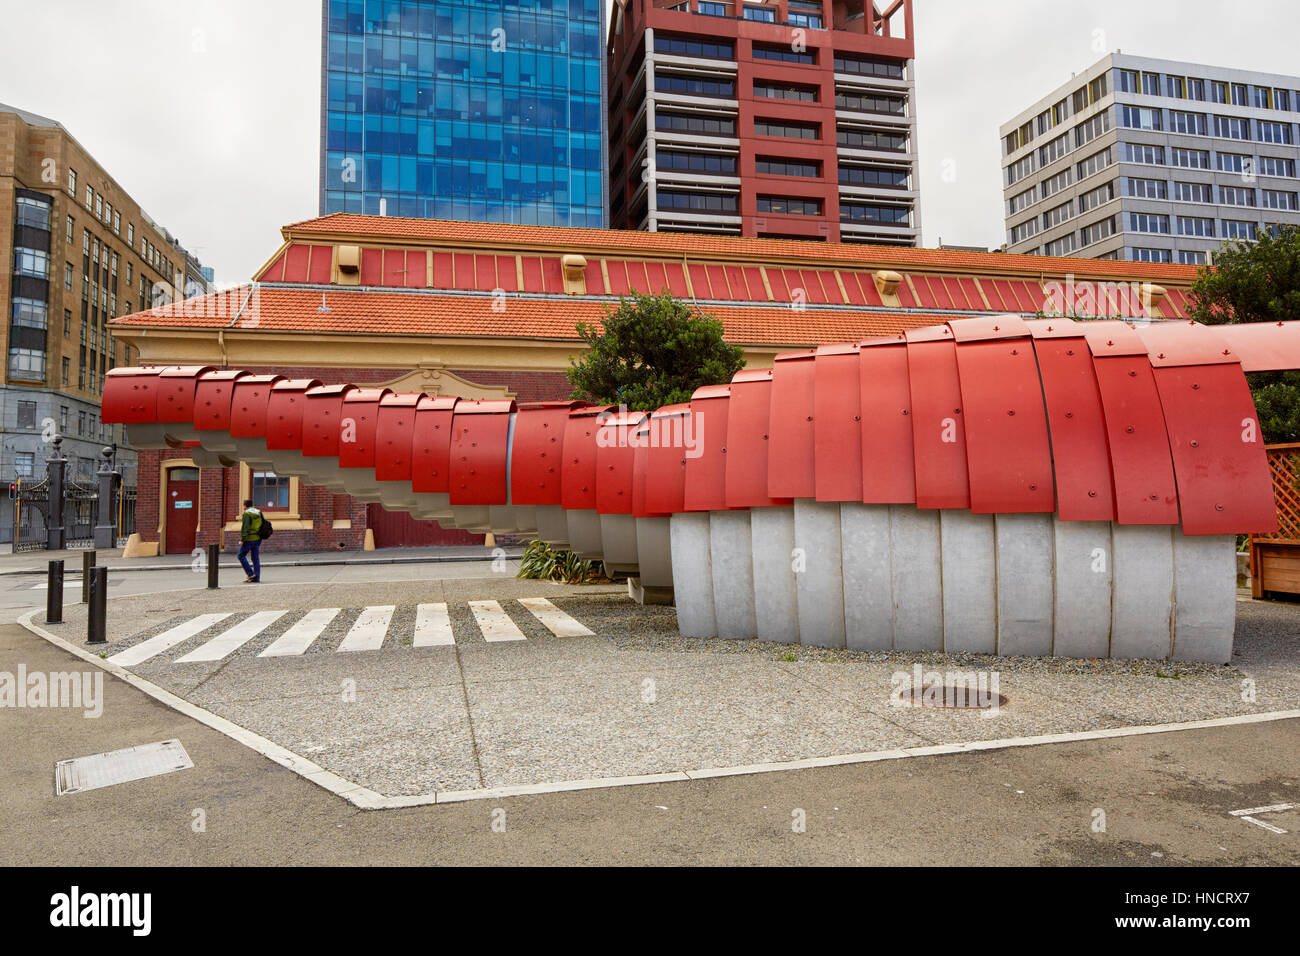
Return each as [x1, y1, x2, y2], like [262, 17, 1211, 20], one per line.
[982, 280, 1013, 312]
[766, 267, 789, 302]
[258, 251, 285, 283]
[1151, 364, 1277, 535]
[560, 406, 609, 510]
[229, 375, 283, 438]
[813, 345, 862, 502]
[706, 265, 729, 299]
[511, 402, 585, 505]
[858, 341, 916, 504]
[494, 255, 517, 292]
[921, 275, 953, 310]
[725, 369, 785, 509]
[475, 254, 497, 291]
[948, 313, 1032, 342]
[644, 262, 670, 295]
[767, 351, 817, 499]
[1091, 355, 1180, 525]
[906, 332, 971, 510]
[433, 252, 454, 288]
[411, 396, 457, 492]
[308, 246, 332, 284]
[632, 420, 652, 518]
[687, 263, 712, 298]
[302, 384, 355, 457]
[664, 263, 690, 298]
[374, 393, 421, 481]
[724, 266, 749, 301]
[521, 256, 544, 292]
[284, 244, 310, 282]
[193, 370, 249, 432]
[405, 250, 427, 288]
[1161, 288, 1188, 319]
[1081, 320, 1150, 357]
[625, 261, 650, 293]
[101, 368, 160, 424]
[338, 388, 390, 469]
[841, 271, 867, 305]
[894, 276, 919, 308]
[953, 338, 1056, 513]
[742, 267, 766, 301]
[380, 249, 402, 286]
[156, 366, 215, 424]
[606, 260, 630, 295]
[1017, 280, 1048, 314]
[853, 272, 886, 307]
[1215, 321, 1300, 373]
[643, 405, 691, 516]
[684, 386, 730, 512]
[453, 253, 475, 290]
[820, 271, 846, 304]
[955, 277, 983, 311]
[360, 248, 382, 286]
[1028, 324, 1116, 522]
[449, 400, 515, 505]
[596, 410, 648, 514]
[265, 379, 321, 450]
[541, 256, 564, 293]
[799, 270, 830, 304]
[584, 259, 605, 294]
[1134, 321, 1239, 368]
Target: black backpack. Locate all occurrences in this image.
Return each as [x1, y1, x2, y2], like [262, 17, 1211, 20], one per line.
[257, 515, 274, 539]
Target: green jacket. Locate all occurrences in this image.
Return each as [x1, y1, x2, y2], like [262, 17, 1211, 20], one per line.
[239, 507, 263, 543]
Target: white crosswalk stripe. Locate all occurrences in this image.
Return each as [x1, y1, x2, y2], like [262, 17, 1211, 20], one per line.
[108, 613, 233, 667]
[258, 607, 341, 657]
[175, 610, 288, 663]
[518, 597, 595, 637]
[469, 600, 527, 642]
[106, 600, 595, 668]
[413, 603, 454, 646]
[336, 605, 396, 652]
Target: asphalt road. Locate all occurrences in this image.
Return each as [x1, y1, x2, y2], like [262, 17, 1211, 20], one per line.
[2, 586, 1297, 864]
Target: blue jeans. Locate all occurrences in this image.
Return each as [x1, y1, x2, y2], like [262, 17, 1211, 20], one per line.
[238, 539, 262, 581]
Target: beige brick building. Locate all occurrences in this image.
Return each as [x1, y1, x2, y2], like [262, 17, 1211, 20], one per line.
[1, 102, 208, 541]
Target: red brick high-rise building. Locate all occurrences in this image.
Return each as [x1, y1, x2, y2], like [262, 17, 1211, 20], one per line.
[606, 0, 918, 247]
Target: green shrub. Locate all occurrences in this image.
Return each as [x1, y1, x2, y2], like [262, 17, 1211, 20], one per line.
[517, 539, 606, 584]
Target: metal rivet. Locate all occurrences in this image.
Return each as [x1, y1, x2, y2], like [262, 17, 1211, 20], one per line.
[1126, 426, 1135, 434]
[1190, 440, 1200, 448]
[1088, 490, 1097, 498]
[1007, 410, 1016, 416]
[1216, 504, 1225, 511]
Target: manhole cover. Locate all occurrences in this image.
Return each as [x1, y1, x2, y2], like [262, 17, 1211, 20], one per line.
[893, 683, 1008, 710]
[55, 739, 193, 795]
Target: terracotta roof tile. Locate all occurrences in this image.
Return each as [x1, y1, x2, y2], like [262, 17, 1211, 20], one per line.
[111, 286, 953, 348]
[284, 212, 1202, 283]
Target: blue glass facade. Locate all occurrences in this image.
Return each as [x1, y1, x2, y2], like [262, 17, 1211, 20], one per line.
[320, 0, 606, 226]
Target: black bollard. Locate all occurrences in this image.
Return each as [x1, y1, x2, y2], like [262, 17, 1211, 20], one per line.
[208, 542, 220, 589]
[46, 560, 64, 624]
[81, 549, 96, 604]
[86, 566, 107, 645]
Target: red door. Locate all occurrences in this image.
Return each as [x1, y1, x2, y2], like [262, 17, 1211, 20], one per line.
[165, 468, 200, 555]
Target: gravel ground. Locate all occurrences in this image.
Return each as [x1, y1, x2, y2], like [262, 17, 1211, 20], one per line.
[27, 583, 1300, 798]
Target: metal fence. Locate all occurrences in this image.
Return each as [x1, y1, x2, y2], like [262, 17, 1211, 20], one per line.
[12, 478, 50, 553]
[10, 475, 137, 553]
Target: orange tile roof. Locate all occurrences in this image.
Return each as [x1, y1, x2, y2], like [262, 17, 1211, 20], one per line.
[111, 286, 952, 347]
[284, 212, 1202, 283]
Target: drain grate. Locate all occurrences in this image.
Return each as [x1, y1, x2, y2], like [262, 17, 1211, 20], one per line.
[55, 739, 193, 795]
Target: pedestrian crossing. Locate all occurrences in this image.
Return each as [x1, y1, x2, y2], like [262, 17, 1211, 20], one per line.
[106, 599, 595, 668]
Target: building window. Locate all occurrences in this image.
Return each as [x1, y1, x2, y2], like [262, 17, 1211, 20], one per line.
[1074, 112, 1112, 147]
[1078, 181, 1114, 212]
[14, 247, 50, 279]
[1258, 156, 1296, 177]
[653, 34, 734, 60]
[1123, 143, 1165, 165]
[840, 164, 909, 189]
[14, 452, 35, 478]
[656, 150, 737, 174]
[1009, 218, 1040, 245]
[836, 126, 905, 150]
[834, 53, 903, 80]
[1125, 177, 1167, 199]
[1176, 215, 1215, 237]
[758, 119, 821, 140]
[1174, 181, 1213, 203]
[698, 1, 728, 14]
[1120, 106, 1162, 131]
[1219, 185, 1256, 207]
[1129, 212, 1170, 234]
[1213, 115, 1251, 140]
[16, 401, 37, 430]
[1223, 220, 1258, 240]
[8, 349, 47, 380]
[1258, 121, 1293, 145]
[758, 81, 820, 103]
[757, 196, 823, 216]
[1141, 73, 1160, 96]
[756, 158, 820, 178]
[753, 43, 815, 65]
[1132, 248, 1172, 263]
[62, 357, 70, 386]
[15, 194, 51, 230]
[1117, 69, 1139, 93]
[1188, 78, 1206, 102]
[1262, 189, 1299, 210]
[742, 4, 776, 22]
[1179, 250, 1208, 265]
[841, 202, 910, 225]
[656, 190, 738, 213]
[656, 111, 736, 136]
[1216, 152, 1251, 174]
[655, 73, 735, 97]
[1231, 83, 1249, 106]
[127, 223, 134, 245]
[1075, 147, 1113, 180]
[63, 309, 71, 336]
[1080, 216, 1117, 246]
[1043, 234, 1077, 257]
[251, 472, 292, 510]
[1169, 111, 1207, 135]
[67, 168, 76, 194]
[1165, 75, 1186, 99]
[1170, 147, 1211, 169]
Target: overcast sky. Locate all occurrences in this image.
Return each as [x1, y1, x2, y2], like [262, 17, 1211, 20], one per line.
[2, 1, 1295, 285]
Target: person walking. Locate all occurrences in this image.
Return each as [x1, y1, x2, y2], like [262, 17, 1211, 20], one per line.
[238, 499, 264, 583]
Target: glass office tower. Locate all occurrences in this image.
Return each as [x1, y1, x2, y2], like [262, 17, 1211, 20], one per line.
[320, 0, 606, 227]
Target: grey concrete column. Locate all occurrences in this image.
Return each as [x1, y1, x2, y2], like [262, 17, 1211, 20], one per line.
[994, 513, 1054, 657]
[890, 506, 943, 651]
[1052, 519, 1113, 658]
[709, 510, 756, 639]
[793, 500, 846, 649]
[940, 510, 996, 655]
[1112, 524, 1175, 660]
[670, 512, 715, 638]
[750, 506, 798, 644]
[841, 503, 894, 651]
[1172, 531, 1237, 664]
